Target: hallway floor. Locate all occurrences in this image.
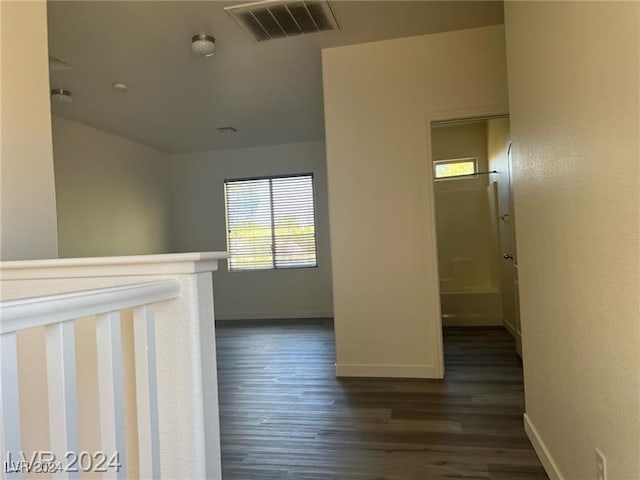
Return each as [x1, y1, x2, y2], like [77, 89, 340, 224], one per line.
[216, 321, 548, 480]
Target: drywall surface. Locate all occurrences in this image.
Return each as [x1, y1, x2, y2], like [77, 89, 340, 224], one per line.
[322, 25, 509, 377]
[432, 121, 499, 293]
[505, 2, 640, 478]
[169, 141, 333, 320]
[0, 0, 58, 260]
[487, 118, 515, 331]
[0, 1, 59, 467]
[52, 116, 171, 257]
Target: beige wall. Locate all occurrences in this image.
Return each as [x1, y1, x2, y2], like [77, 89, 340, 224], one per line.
[432, 121, 499, 293]
[322, 25, 509, 377]
[487, 118, 515, 332]
[169, 141, 333, 320]
[0, 1, 59, 470]
[52, 116, 171, 257]
[0, 0, 58, 261]
[505, 2, 640, 479]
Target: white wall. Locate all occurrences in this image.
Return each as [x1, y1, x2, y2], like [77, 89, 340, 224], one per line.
[505, 3, 639, 479]
[0, 0, 58, 261]
[169, 141, 333, 320]
[322, 25, 509, 378]
[52, 116, 171, 257]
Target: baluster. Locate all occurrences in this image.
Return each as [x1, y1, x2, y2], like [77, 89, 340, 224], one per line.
[45, 321, 79, 480]
[1, 333, 22, 480]
[95, 312, 126, 480]
[133, 305, 161, 480]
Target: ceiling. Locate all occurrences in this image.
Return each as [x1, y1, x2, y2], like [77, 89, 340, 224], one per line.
[48, 1, 504, 153]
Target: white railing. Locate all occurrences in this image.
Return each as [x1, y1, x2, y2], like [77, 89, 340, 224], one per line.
[0, 252, 228, 480]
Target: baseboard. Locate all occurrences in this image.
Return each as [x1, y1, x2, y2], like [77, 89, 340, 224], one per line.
[524, 413, 565, 480]
[215, 311, 333, 321]
[442, 314, 503, 327]
[216, 318, 333, 328]
[335, 363, 438, 379]
[504, 319, 517, 337]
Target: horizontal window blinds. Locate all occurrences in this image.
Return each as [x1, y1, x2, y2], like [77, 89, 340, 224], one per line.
[224, 174, 318, 271]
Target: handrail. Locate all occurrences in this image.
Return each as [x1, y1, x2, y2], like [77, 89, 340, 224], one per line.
[0, 251, 228, 269]
[0, 251, 229, 280]
[0, 280, 180, 335]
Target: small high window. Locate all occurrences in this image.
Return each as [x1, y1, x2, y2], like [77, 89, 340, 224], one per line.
[224, 174, 318, 271]
[433, 158, 477, 180]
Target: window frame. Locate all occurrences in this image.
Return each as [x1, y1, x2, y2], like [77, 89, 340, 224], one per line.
[433, 157, 478, 181]
[223, 172, 319, 272]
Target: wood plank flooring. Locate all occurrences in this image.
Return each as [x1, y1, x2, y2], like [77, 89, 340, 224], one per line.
[215, 321, 548, 480]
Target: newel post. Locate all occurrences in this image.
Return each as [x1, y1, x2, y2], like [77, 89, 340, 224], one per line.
[151, 262, 223, 479]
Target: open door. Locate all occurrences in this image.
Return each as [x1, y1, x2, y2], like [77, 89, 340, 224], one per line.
[497, 141, 522, 356]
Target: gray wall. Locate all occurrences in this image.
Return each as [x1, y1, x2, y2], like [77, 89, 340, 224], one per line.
[52, 116, 171, 257]
[169, 141, 333, 320]
[50, 116, 331, 320]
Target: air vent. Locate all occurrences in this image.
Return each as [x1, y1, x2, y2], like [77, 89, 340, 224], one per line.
[225, 0, 339, 42]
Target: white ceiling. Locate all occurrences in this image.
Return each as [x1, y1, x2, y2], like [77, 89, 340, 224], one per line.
[48, 1, 504, 153]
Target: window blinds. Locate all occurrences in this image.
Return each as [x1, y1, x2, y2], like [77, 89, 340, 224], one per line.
[224, 174, 318, 271]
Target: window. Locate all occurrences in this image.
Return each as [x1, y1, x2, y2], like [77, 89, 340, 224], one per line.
[224, 174, 318, 271]
[433, 158, 477, 180]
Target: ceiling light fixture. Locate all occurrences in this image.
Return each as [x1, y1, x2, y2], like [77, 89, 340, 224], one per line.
[51, 89, 72, 103]
[112, 82, 129, 93]
[191, 34, 216, 57]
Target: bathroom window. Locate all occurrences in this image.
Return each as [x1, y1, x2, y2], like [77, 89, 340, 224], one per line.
[433, 158, 477, 180]
[224, 174, 318, 271]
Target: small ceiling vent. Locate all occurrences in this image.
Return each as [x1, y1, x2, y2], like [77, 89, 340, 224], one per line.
[225, 0, 339, 42]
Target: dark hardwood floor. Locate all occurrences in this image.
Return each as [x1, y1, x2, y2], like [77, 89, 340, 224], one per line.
[216, 321, 548, 480]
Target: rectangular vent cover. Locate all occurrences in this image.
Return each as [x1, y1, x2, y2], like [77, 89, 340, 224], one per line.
[225, 0, 339, 42]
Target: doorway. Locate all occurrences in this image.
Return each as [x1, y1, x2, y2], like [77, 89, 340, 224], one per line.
[431, 116, 522, 360]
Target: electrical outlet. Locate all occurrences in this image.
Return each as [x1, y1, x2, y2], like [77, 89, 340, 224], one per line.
[596, 448, 607, 480]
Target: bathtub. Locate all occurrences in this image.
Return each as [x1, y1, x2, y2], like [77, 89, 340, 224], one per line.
[439, 290, 503, 326]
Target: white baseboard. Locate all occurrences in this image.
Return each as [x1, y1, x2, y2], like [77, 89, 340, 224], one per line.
[504, 319, 517, 337]
[442, 314, 503, 327]
[335, 363, 438, 378]
[215, 311, 333, 321]
[524, 413, 565, 480]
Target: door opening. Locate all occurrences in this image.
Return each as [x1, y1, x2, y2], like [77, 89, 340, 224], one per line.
[430, 116, 522, 373]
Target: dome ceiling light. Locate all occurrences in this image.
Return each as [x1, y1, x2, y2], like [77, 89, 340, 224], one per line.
[112, 82, 129, 93]
[191, 34, 216, 57]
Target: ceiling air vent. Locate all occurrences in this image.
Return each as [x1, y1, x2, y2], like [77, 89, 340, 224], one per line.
[225, 0, 339, 42]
